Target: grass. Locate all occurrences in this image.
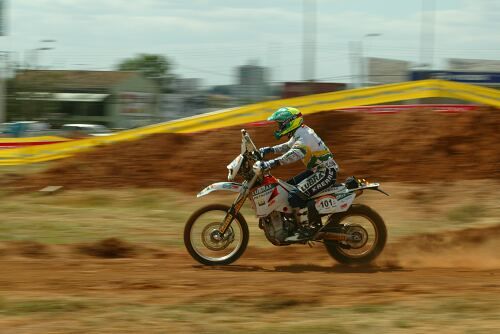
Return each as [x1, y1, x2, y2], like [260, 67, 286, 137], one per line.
[0, 181, 499, 247]
[0, 163, 52, 176]
[1, 295, 498, 333]
[0, 297, 91, 315]
[447, 204, 486, 224]
[1, 171, 500, 333]
[0, 188, 272, 247]
[0, 189, 194, 246]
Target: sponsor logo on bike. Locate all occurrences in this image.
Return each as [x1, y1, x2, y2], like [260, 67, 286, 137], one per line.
[336, 193, 352, 200]
[252, 184, 275, 196]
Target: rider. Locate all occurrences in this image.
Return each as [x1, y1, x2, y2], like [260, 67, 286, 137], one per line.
[259, 107, 339, 241]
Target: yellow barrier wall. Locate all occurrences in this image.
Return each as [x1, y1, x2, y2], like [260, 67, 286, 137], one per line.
[1, 79, 498, 165]
[0, 136, 69, 143]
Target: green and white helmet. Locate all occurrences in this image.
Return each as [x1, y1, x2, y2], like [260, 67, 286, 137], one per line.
[267, 107, 303, 139]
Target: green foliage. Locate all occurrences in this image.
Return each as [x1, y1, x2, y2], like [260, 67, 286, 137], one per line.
[116, 53, 171, 80]
[0, 298, 90, 315]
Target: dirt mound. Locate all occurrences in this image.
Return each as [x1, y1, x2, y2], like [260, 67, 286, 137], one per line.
[380, 224, 500, 269]
[1, 224, 498, 269]
[73, 238, 139, 258]
[12, 108, 500, 192]
[0, 240, 53, 258]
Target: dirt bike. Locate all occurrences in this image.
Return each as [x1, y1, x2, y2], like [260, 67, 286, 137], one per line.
[184, 129, 389, 266]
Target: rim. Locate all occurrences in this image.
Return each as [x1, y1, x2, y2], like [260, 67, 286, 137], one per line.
[189, 209, 244, 262]
[336, 214, 379, 258]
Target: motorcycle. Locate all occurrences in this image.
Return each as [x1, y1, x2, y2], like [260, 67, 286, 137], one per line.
[184, 129, 389, 266]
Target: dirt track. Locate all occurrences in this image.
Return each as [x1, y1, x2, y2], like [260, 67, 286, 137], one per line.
[1, 248, 499, 309]
[2, 108, 500, 332]
[1, 224, 499, 307]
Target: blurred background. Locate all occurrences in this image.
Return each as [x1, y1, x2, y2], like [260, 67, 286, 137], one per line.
[0, 0, 499, 131]
[0, 1, 499, 333]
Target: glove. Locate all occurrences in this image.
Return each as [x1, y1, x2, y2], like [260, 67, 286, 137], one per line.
[259, 147, 273, 158]
[261, 159, 279, 171]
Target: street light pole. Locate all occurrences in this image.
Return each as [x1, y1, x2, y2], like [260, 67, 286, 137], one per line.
[419, 0, 436, 69]
[33, 39, 56, 69]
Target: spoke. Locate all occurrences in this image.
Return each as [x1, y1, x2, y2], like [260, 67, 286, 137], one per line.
[338, 214, 378, 258]
[189, 210, 244, 262]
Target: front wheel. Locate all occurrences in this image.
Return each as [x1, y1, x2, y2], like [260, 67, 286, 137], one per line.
[184, 204, 249, 265]
[323, 204, 387, 265]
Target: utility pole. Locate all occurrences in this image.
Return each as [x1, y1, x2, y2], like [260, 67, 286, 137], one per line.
[0, 0, 6, 123]
[419, 0, 436, 68]
[348, 41, 360, 88]
[302, 0, 317, 82]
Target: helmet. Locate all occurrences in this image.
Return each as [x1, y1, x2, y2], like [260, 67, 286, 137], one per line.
[267, 107, 303, 140]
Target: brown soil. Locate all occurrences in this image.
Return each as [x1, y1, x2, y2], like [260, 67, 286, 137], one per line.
[11, 108, 500, 192]
[0, 225, 499, 313]
[379, 224, 500, 269]
[2, 224, 499, 266]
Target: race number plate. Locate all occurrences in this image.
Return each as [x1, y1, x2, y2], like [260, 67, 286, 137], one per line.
[315, 195, 337, 214]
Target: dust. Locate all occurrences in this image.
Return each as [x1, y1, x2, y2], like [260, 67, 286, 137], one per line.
[380, 224, 500, 269]
[9, 108, 500, 192]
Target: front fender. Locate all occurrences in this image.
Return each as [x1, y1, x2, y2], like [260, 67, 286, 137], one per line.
[197, 182, 243, 198]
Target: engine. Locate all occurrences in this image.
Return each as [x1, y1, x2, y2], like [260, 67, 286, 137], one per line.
[260, 211, 294, 246]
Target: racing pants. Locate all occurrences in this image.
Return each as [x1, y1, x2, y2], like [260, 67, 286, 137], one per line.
[287, 167, 337, 208]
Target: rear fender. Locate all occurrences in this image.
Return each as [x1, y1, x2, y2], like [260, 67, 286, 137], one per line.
[197, 182, 243, 198]
[346, 183, 389, 196]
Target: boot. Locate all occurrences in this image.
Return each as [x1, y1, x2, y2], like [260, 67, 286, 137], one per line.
[307, 200, 321, 227]
[285, 208, 312, 242]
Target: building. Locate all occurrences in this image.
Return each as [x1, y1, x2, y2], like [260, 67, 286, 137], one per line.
[160, 78, 218, 120]
[9, 70, 161, 129]
[447, 58, 500, 72]
[232, 62, 271, 103]
[366, 57, 411, 85]
[410, 58, 500, 90]
[409, 70, 500, 89]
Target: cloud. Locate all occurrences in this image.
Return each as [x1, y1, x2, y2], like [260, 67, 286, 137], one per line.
[7, 0, 500, 85]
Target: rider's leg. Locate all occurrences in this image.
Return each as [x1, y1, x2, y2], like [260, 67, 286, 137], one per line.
[297, 168, 337, 198]
[286, 170, 314, 186]
[298, 167, 337, 225]
[287, 170, 314, 227]
[285, 168, 337, 241]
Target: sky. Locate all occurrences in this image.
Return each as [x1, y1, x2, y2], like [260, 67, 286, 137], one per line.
[2, 0, 500, 87]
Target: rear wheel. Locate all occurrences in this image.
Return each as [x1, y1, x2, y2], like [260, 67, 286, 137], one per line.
[323, 204, 387, 265]
[184, 204, 249, 265]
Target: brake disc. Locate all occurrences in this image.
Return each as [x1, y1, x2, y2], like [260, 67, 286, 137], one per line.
[201, 222, 235, 251]
[344, 224, 369, 249]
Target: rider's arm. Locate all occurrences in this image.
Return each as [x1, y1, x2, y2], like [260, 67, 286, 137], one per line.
[275, 141, 307, 166]
[271, 137, 294, 154]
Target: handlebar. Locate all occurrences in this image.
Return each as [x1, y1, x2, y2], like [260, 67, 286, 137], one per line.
[241, 129, 263, 160]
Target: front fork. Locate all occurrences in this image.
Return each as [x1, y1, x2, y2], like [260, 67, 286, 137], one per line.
[217, 174, 258, 236]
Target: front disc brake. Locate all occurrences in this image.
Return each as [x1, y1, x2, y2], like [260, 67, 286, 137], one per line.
[201, 222, 235, 251]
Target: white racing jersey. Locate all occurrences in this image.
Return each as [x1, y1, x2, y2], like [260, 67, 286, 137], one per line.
[271, 125, 339, 171]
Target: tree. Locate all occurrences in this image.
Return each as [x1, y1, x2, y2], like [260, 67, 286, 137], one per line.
[116, 54, 174, 91]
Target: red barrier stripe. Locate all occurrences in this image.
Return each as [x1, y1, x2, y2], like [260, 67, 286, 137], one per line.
[339, 104, 481, 113]
[245, 104, 482, 126]
[0, 140, 70, 149]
